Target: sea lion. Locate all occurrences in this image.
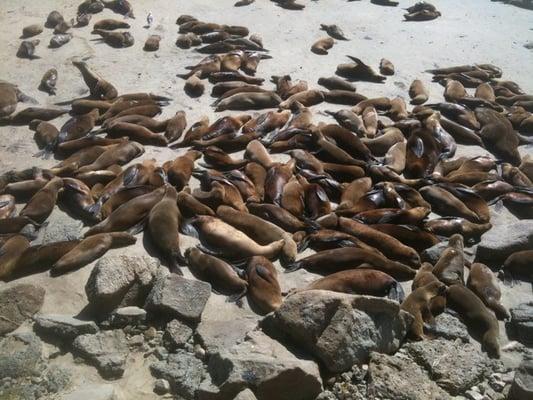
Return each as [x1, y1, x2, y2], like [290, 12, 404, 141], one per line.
[404, 9, 441, 21]
[444, 79, 467, 102]
[245, 256, 282, 313]
[401, 281, 447, 340]
[379, 58, 395, 75]
[411, 262, 446, 316]
[185, 248, 247, 298]
[320, 24, 348, 40]
[78, 0, 104, 15]
[475, 83, 496, 102]
[311, 37, 334, 55]
[92, 29, 134, 48]
[51, 232, 135, 275]
[0, 216, 39, 235]
[362, 106, 378, 138]
[76, 13, 92, 27]
[0, 107, 65, 126]
[39, 69, 58, 96]
[371, 224, 439, 253]
[193, 181, 247, 212]
[46, 11, 64, 28]
[362, 127, 404, 157]
[273, 0, 305, 10]
[72, 61, 118, 100]
[19, 177, 63, 224]
[184, 72, 205, 97]
[60, 178, 96, 221]
[424, 217, 492, 243]
[177, 189, 215, 218]
[503, 250, 533, 281]
[0, 82, 36, 118]
[354, 206, 430, 225]
[264, 159, 295, 205]
[102, 0, 134, 18]
[467, 263, 509, 320]
[17, 39, 40, 59]
[97, 185, 154, 220]
[50, 33, 72, 48]
[0, 235, 31, 280]
[280, 176, 305, 217]
[215, 91, 281, 111]
[245, 162, 267, 200]
[336, 56, 386, 83]
[76, 141, 144, 174]
[185, 215, 284, 259]
[317, 76, 356, 92]
[287, 247, 416, 281]
[446, 284, 500, 358]
[144, 35, 161, 51]
[383, 141, 406, 174]
[93, 18, 130, 30]
[56, 109, 100, 144]
[324, 109, 365, 135]
[323, 90, 367, 106]
[420, 185, 480, 222]
[22, 24, 43, 38]
[163, 150, 202, 190]
[492, 191, 533, 219]
[432, 234, 465, 285]
[472, 180, 514, 201]
[147, 186, 184, 273]
[295, 269, 404, 301]
[279, 90, 325, 109]
[247, 202, 311, 233]
[409, 79, 429, 105]
[439, 116, 484, 147]
[105, 122, 167, 146]
[337, 177, 372, 210]
[388, 97, 408, 121]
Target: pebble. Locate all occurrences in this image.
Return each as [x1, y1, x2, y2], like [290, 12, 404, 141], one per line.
[154, 378, 170, 395]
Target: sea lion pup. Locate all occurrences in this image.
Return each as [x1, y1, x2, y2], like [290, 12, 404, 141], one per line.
[184, 72, 204, 97]
[144, 34, 161, 52]
[411, 262, 446, 316]
[467, 263, 509, 320]
[446, 284, 500, 357]
[85, 185, 166, 236]
[311, 37, 335, 55]
[92, 29, 134, 48]
[215, 91, 281, 111]
[39, 69, 58, 95]
[338, 217, 421, 267]
[432, 234, 465, 286]
[102, 0, 134, 18]
[72, 61, 118, 100]
[51, 232, 136, 275]
[318, 76, 356, 92]
[147, 186, 184, 274]
[409, 79, 429, 105]
[185, 248, 247, 299]
[245, 256, 282, 314]
[401, 281, 447, 340]
[379, 58, 395, 75]
[336, 56, 386, 83]
[320, 24, 348, 40]
[184, 216, 284, 260]
[17, 39, 40, 59]
[22, 24, 43, 38]
[217, 205, 298, 265]
[0, 235, 31, 281]
[93, 18, 130, 30]
[76, 141, 144, 173]
[443, 79, 467, 102]
[0, 195, 16, 219]
[19, 177, 63, 224]
[163, 150, 201, 190]
[287, 247, 416, 281]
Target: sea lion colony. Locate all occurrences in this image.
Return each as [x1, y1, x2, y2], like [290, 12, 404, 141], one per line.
[0, 0, 532, 386]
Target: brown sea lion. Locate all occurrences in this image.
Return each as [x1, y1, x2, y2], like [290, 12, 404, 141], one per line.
[39, 69, 58, 96]
[372, 224, 439, 253]
[336, 56, 386, 83]
[93, 19, 130, 30]
[17, 39, 40, 59]
[354, 206, 430, 225]
[401, 281, 447, 340]
[280, 176, 305, 217]
[264, 159, 295, 205]
[176, 189, 215, 218]
[102, 0, 134, 18]
[45, 11, 64, 28]
[379, 58, 395, 75]
[19, 177, 63, 224]
[184, 72, 204, 97]
[244, 140, 274, 169]
[337, 177, 372, 210]
[433, 234, 465, 285]
[446, 284, 500, 358]
[318, 76, 356, 92]
[279, 90, 324, 109]
[144, 34, 161, 51]
[185, 248, 247, 298]
[443, 79, 467, 102]
[409, 79, 429, 105]
[0, 235, 31, 281]
[245, 256, 282, 314]
[411, 262, 446, 316]
[362, 127, 404, 157]
[193, 179, 247, 213]
[467, 263, 509, 320]
[72, 60, 118, 100]
[424, 217, 492, 242]
[105, 122, 167, 146]
[60, 178, 96, 221]
[311, 37, 334, 55]
[420, 185, 480, 222]
[22, 24, 43, 38]
[51, 232, 135, 275]
[246, 202, 311, 233]
[503, 250, 533, 281]
[97, 185, 154, 220]
[383, 141, 406, 174]
[2, 107, 68, 125]
[76, 141, 144, 173]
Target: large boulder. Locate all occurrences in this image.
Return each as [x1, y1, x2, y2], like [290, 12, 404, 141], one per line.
[72, 330, 129, 379]
[476, 221, 533, 265]
[163, 319, 194, 350]
[33, 314, 99, 341]
[196, 316, 257, 355]
[0, 284, 45, 335]
[424, 312, 470, 343]
[32, 208, 83, 245]
[509, 358, 533, 400]
[263, 290, 413, 373]
[145, 274, 211, 322]
[508, 302, 533, 345]
[0, 332, 43, 379]
[405, 339, 493, 395]
[205, 330, 322, 400]
[85, 254, 160, 314]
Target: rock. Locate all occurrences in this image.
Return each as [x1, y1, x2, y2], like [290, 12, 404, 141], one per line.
[234, 388, 258, 400]
[61, 384, 118, 400]
[154, 378, 171, 395]
[150, 349, 206, 399]
[43, 365, 72, 394]
[367, 352, 451, 400]
[476, 221, 533, 265]
[0, 284, 45, 335]
[72, 330, 129, 379]
[263, 290, 412, 373]
[325, 364, 368, 400]
[128, 334, 144, 347]
[207, 330, 322, 400]
[0, 332, 43, 379]
[32, 209, 83, 245]
[145, 274, 211, 322]
[164, 319, 194, 350]
[109, 306, 147, 328]
[509, 358, 533, 400]
[508, 302, 533, 345]
[196, 317, 257, 355]
[424, 312, 470, 342]
[33, 314, 99, 341]
[405, 338, 492, 395]
[85, 254, 160, 314]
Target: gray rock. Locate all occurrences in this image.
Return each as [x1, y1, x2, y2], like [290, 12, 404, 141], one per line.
[154, 378, 171, 395]
[367, 352, 451, 400]
[509, 358, 533, 400]
[263, 290, 412, 373]
[207, 330, 322, 400]
[406, 339, 492, 395]
[145, 274, 211, 322]
[72, 330, 129, 379]
[0, 284, 45, 335]
[150, 349, 206, 399]
[326, 364, 368, 400]
[0, 332, 43, 379]
[61, 384, 117, 400]
[34, 314, 99, 341]
[42, 365, 72, 394]
[32, 209, 83, 245]
[234, 388, 258, 400]
[109, 306, 147, 328]
[476, 221, 533, 265]
[85, 254, 160, 313]
[424, 312, 470, 342]
[508, 302, 533, 345]
[164, 319, 194, 350]
[196, 317, 257, 355]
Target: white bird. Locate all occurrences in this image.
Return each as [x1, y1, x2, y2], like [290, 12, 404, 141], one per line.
[146, 12, 154, 27]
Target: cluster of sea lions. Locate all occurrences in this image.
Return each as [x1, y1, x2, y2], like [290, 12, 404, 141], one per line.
[1, 2, 532, 363]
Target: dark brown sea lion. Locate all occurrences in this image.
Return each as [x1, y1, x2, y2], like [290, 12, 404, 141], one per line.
[17, 39, 40, 59]
[0, 235, 31, 281]
[424, 217, 492, 243]
[355, 206, 430, 225]
[409, 79, 429, 105]
[49, 33, 73, 48]
[433, 234, 464, 285]
[264, 159, 295, 205]
[318, 76, 356, 92]
[411, 262, 447, 317]
[245, 256, 282, 314]
[336, 56, 386, 83]
[46, 11, 64, 28]
[39, 69, 58, 95]
[503, 250, 533, 281]
[401, 281, 447, 340]
[93, 18, 130, 30]
[184, 72, 204, 97]
[215, 91, 281, 111]
[467, 263, 509, 320]
[193, 180, 247, 213]
[102, 0, 134, 18]
[105, 122, 167, 146]
[57, 109, 100, 144]
[2, 107, 68, 125]
[78, 0, 105, 15]
[51, 232, 135, 275]
[379, 58, 395, 75]
[60, 178, 96, 221]
[185, 248, 247, 298]
[420, 185, 480, 222]
[247, 202, 311, 233]
[446, 284, 500, 358]
[320, 24, 348, 40]
[0, 82, 36, 118]
[92, 29, 134, 48]
[19, 177, 63, 224]
[372, 224, 439, 253]
[72, 60, 118, 100]
[177, 189, 215, 218]
[311, 37, 334, 55]
[493, 191, 533, 219]
[22, 24, 43, 38]
[144, 35, 161, 52]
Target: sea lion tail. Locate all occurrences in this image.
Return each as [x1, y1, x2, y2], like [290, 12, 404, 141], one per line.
[284, 261, 302, 273]
[387, 281, 405, 303]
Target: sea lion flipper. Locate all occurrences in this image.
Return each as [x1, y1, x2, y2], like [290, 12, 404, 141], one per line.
[285, 261, 302, 273]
